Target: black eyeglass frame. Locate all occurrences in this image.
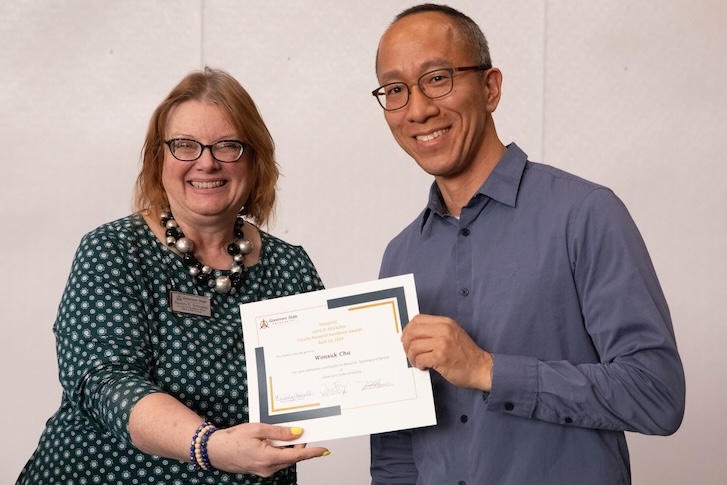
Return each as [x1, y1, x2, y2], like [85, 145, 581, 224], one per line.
[164, 138, 248, 163]
[371, 64, 492, 111]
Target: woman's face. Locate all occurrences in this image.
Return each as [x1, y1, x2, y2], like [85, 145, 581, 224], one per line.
[162, 100, 253, 226]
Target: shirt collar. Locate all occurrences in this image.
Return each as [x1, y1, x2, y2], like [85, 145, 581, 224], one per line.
[420, 143, 528, 230]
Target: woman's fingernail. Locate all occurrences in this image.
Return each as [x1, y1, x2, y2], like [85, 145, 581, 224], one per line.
[290, 426, 303, 435]
[322, 450, 331, 456]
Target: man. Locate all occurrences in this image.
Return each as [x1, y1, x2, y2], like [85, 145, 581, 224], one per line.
[369, 4, 685, 484]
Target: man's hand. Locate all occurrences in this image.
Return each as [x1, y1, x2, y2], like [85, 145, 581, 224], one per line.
[402, 314, 493, 391]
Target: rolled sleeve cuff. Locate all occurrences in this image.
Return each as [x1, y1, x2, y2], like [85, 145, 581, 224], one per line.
[486, 353, 539, 418]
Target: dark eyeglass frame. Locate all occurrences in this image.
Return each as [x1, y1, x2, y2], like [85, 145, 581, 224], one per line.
[164, 138, 248, 163]
[371, 64, 492, 111]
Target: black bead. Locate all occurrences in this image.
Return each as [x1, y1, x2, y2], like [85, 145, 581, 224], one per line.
[165, 228, 177, 238]
[227, 243, 240, 255]
[183, 253, 197, 265]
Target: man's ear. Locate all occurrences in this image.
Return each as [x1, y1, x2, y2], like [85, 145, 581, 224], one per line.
[483, 68, 503, 112]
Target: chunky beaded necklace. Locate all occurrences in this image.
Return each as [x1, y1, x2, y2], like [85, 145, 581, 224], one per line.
[161, 208, 253, 295]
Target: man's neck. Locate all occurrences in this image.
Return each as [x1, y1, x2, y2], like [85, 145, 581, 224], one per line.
[436, 141, 507, 217]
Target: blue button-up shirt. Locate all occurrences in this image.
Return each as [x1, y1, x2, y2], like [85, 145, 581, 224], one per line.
[371, 143, 685, 485]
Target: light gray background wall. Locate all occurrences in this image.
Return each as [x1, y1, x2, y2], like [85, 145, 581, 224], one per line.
[1, 0, 725, 483]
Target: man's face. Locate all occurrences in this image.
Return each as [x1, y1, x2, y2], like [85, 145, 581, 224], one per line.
[376, 12, 493, 181]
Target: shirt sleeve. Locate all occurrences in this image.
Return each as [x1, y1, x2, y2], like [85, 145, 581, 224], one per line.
[487, 188, 685, 435]
[53, 229, 162, 444]
[370, 430, 419, 485]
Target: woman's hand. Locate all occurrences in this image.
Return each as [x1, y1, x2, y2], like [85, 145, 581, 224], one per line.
[206, 422, 329, 477]
[130, 393, 328, 477]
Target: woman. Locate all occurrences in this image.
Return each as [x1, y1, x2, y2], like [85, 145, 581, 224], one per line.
[17, 67, 329, 484]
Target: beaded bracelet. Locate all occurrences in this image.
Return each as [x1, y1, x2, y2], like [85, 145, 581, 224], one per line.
[189, 421, 218, 471]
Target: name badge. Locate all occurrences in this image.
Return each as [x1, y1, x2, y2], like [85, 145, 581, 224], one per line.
[169, 291, 212, 317]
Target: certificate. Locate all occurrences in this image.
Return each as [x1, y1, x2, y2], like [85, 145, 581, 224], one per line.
[240, 274, 436, 444]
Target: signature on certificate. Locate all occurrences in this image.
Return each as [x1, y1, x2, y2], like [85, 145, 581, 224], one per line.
[360, 378, 394, 391]
[275, 390, 314, 403]
[320, 381, 349, 396]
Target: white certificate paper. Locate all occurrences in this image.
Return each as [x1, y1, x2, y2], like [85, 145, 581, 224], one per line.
[240, 274, 436, 444]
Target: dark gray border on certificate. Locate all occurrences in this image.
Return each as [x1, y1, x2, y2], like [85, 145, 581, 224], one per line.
[255, 286, 410, 424]
[326, 286, 409, 325]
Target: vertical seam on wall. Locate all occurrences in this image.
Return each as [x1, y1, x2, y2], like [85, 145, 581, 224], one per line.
[541, 0, 548, 162]
[200, 0, 205, 68]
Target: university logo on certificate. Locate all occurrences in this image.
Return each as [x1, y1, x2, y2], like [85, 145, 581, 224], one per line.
[240, 273, 437, 444]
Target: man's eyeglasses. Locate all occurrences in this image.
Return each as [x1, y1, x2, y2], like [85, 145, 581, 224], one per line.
[164, 138, 248, 163]
[372, 64, 491, 111]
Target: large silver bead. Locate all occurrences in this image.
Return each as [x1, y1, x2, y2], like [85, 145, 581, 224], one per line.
[189, 266, 200, 277]
[215, 275, 232, 294]
[175, 237, 194, 253]
[165, 219, 179, 229]
[236, 238, 253, 255]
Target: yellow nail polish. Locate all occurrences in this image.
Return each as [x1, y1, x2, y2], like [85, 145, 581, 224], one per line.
[290, 426, 303, 435]
[322, 450, 331, 456]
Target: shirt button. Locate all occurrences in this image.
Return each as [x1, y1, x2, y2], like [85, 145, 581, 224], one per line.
[459, 481, 466, 485]
[460, 288, 469, 296]
[460, 228, 470, 236]
[505, 402, 514, 411]
[564, 417, 573, 424]
[460, 414, 468, 423]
